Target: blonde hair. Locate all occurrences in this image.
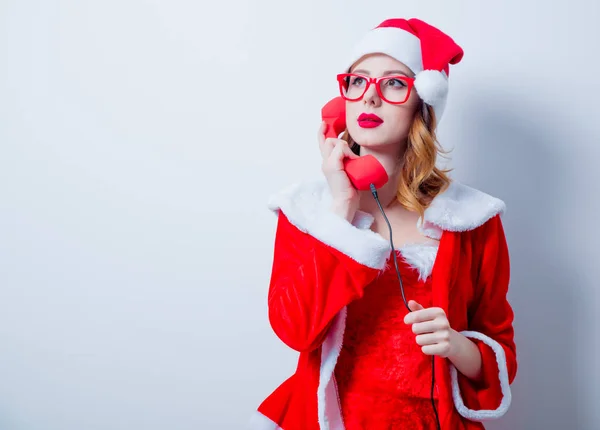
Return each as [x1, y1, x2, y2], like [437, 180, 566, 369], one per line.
[342, 102, 452, 220]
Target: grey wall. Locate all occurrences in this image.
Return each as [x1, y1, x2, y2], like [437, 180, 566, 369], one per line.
[1, 1, 598, 429]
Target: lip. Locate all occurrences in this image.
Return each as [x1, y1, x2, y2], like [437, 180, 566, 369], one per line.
[357, 113, 383, 128]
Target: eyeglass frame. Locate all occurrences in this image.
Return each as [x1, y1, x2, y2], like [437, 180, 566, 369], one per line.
[336, 73, 416, 105]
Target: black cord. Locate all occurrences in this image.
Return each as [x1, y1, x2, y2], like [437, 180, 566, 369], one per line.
[370, 184, 441, 430]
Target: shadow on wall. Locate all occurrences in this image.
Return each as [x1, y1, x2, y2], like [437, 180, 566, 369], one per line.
[457, 90, 582, 430]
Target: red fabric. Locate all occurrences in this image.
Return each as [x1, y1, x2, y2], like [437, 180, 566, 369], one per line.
[256, 211, 517, 430]
[453, 216, 518, 412]
[335, 251, 444, 429]
[262, 211, 383, 430]
[375, 18, 464, 75]
[267, 212, 382, 353]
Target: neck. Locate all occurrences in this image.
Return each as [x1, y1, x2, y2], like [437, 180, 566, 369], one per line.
[357, 142, 407, 211]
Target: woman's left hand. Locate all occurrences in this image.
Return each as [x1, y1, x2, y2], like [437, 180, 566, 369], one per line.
[404, 300, 458, 358]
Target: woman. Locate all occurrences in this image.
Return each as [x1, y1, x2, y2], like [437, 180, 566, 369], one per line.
[249, 18, 517, 430]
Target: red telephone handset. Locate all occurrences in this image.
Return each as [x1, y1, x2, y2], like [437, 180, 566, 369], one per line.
[321, 97, 389, 191]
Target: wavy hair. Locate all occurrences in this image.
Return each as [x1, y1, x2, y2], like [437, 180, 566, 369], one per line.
[342, 102, 452, 220]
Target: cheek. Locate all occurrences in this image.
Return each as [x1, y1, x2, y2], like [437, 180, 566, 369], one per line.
[388, 93, 420, 135]
[345, 103, 358, 120]
[386, 108, 415, 137]
[345, 104, 360, 133]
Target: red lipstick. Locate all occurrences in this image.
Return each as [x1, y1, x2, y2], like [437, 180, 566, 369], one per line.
[358, 113, 383, 128]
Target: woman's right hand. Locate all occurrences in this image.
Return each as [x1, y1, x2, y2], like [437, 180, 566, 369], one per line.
[318, 122, 360, 222]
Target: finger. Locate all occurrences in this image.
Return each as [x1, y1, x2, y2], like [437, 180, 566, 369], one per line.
[421, 342, 451, 357]
[329, 139, 356, 158]
[339, 141, 359, 159]
[318, 121, 326, 145]
[322, 138, 337, 160]
[411, 320, 446, 335]
[404, 307, 445, 324]
[408, 300, 424, 312]
[415, 331, 450, 346]
[328, 140, 347, 170]
[329, 140, 358, 172]
[318, 123, 336, 158]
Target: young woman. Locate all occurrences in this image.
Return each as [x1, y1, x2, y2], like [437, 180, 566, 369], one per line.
[249, 18, 517, 430]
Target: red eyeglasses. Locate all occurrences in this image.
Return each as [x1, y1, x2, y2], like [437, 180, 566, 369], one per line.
[336, 73, 416, 104]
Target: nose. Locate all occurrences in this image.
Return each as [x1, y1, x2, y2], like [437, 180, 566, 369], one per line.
[363, 81, 382, 107]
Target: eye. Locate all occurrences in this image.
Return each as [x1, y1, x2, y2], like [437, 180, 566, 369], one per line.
[350, 76, 366, 87]
[385, 78, 407, 88]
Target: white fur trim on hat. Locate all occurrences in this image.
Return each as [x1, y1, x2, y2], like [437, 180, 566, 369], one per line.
[346, 26, 423, 75]
[415, 69, 448, 108]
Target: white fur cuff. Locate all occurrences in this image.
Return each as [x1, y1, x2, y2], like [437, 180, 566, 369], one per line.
[449, 330, 512, 421]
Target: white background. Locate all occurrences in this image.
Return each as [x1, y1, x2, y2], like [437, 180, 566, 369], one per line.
[1, 0, 599, 429]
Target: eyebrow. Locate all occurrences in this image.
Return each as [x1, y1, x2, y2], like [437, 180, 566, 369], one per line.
[352, 69, 411, 77]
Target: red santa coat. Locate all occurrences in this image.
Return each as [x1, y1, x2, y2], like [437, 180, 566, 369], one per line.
[249, 178, 517, 430]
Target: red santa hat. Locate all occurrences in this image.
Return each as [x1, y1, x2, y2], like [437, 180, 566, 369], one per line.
[346, 18, 464, 122]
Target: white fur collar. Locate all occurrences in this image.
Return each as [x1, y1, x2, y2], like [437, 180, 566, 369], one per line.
[267, 176, 506, 241]
[398, 243, 439, 281]
[417, 179, 506, 239]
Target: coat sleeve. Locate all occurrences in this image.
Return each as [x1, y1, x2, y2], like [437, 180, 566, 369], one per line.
[267, 209, 390, 353]
[450, 214, 518, 421]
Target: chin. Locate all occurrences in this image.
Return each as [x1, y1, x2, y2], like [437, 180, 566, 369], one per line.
[349, 128, 394, 147]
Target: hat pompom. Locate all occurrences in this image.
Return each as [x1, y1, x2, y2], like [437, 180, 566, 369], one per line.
[414, 70, 448, 107]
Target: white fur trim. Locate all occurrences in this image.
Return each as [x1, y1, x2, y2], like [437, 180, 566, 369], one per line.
[269, 177, 506, 242]
[399, 242, 439, 281]
[417, 181, 506, 240]
[317, 307, 347, 430]
[346, 26, 423, 74]
[267, 179, 391, 270]
[432, 94, 448, 125]
[449, 330, 512, 421]
[415, 70, 448, 106]
[350, 209, 374, 230]
[415, 69, 449, 121]
[247, 411, 283, 429]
